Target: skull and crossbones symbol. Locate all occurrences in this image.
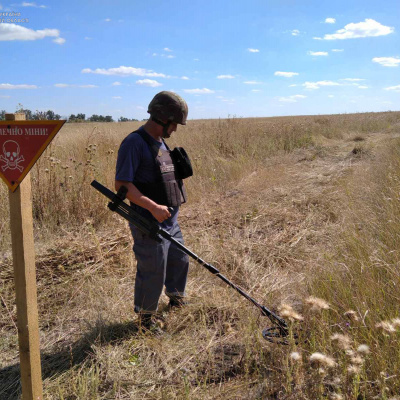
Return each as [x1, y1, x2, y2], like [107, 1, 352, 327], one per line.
[0, 140, 25, 172]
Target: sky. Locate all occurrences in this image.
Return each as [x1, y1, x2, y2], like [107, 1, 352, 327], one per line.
[0, 0, 399, 120]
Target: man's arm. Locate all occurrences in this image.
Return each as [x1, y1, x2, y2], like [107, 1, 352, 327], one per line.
[114, 180, 171, 223]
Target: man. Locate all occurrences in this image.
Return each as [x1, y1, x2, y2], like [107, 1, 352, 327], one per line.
[115, 91, 190, 331]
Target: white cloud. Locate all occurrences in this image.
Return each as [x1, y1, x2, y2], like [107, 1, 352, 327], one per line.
[308, 51, 328, 56]
[53, 37, 65, 45]
[183, 88, 214, 94]
[164, 47, 172, 52]
[112, 96, 122, 99]
[251, 89, 261, 92]
[21, 2, 46, 7]
[384, 85, 400, 91]
[291, 29, 300, 36]
[136, 79, 162, 87]
[248, 48, 260, 53]
[321, 19, 394, 40]
[217, 75, 235, 79]
[153, 52, 176, 59]
[274, 71, 299, 78]
[112, 81, 122, 86]
[325, 18, 336, 24]
[193, 58, 199, 61]
[104, 18, 111, 22]
[358, 85, 369, 89]
[303, 81, 341, 90]
[0, 23, 61, 42]
[279, 94, 307, 103]
[243, 81, 262, 85]
[82, 66, 167, 78]
[341, 78, 365, 82]
[218, 96, 236, 103]
[0, 83, 37, 89]
[328, 95, 334, 98]
[181, 76, 189, 80]
[84, 37, 92, 40]
[331, 49, 344, 52]
[289, 84, 298, 87]
[0, 95, 11, 98]
[372, 57, 400, 67]
[54, 84, 98, 88]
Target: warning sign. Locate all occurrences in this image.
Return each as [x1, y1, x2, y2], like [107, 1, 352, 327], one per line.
[0, 120, 66, 192]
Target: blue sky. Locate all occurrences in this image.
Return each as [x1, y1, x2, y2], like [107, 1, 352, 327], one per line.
[0, 0, 399, 120]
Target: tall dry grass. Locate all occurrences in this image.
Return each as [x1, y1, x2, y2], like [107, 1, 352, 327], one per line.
[296, 138, 400, 398]
[1, 111, 400, 399]
[1, 111, 398, 252]
[0, 115, 313, 250]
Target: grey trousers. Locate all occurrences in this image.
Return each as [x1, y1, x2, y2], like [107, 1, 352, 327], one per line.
[130, 223, 189, 314]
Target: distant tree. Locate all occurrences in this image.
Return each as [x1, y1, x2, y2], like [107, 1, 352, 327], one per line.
[45, 110, 61, 120]
[67, 113, 85, 122]
[118, 117, 139, 122]
[0, 110, 5, 120]
[33, 111, 47, 120]
[45, 110, 55, 120]
[88, 114, 114, 122]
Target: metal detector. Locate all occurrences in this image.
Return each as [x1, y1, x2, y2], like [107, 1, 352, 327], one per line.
[91, 180, 292, 344]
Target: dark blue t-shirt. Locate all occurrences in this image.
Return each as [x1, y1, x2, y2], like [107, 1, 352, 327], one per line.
[115, 126, 179, 230]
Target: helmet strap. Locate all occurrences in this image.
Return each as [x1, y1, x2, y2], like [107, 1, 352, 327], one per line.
[151, 116, 172, 138]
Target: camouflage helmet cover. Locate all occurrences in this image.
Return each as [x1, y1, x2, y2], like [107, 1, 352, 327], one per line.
[147, 91, 188, 125]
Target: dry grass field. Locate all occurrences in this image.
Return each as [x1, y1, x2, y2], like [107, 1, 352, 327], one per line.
[1, 112, 400, 399]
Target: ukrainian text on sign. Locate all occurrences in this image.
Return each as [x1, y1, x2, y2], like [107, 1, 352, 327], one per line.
[0, 120, 65, 192]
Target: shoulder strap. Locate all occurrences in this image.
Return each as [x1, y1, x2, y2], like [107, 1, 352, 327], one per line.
[136, 130, 161, 159]
[162, 139, 170, 151]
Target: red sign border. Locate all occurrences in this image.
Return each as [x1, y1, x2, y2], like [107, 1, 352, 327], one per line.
[0, 120, 66, 192]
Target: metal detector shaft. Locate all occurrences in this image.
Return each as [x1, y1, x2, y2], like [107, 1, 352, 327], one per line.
[157, 229, 287, 330]
[91, 180, 288, 333]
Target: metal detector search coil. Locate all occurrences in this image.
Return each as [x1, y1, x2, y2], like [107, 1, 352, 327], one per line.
[91, 180, 292, 344]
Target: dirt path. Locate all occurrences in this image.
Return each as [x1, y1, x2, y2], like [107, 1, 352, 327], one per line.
[180, 129, 400, 304]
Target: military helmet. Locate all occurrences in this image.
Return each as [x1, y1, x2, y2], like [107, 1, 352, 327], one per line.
[148, 91, 188, 125]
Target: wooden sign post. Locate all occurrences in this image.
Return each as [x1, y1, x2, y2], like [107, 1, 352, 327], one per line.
[1, 113, 66, 400]
[7, 113, 42, 400]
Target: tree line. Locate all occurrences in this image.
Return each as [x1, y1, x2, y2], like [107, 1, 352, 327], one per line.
[0, 106, 143, 122]
[0, 108, 62, 121]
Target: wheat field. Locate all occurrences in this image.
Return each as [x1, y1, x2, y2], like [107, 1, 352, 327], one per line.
[1, 111, 400, 399]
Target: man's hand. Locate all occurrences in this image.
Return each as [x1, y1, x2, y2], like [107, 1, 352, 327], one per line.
[115, 180, 172, 223]
[150, 204, 171, 223]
